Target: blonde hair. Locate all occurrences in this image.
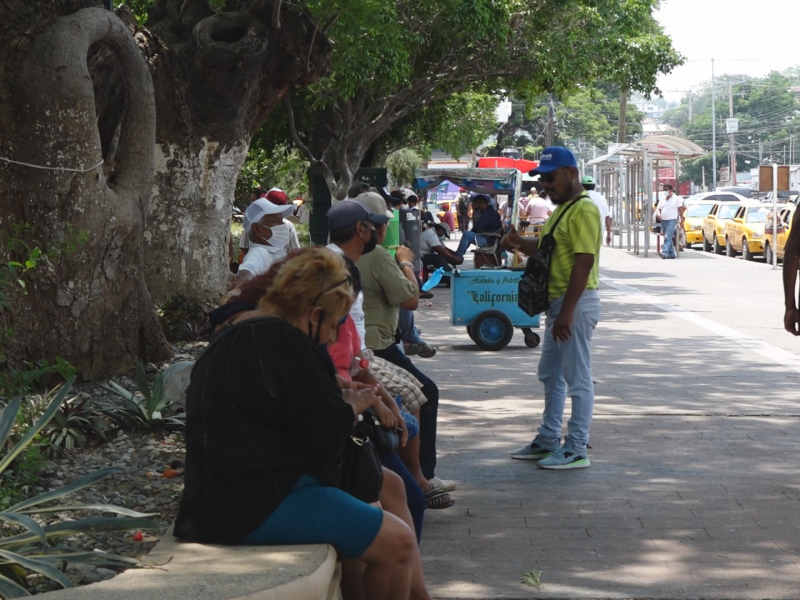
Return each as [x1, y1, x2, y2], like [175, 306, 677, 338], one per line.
[260, 247, 354, 322]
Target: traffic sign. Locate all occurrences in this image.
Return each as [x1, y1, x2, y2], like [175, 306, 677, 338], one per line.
[758, 165, 789, 192]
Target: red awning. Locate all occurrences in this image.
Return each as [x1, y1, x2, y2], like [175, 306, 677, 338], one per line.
[477, 157, 538, 173]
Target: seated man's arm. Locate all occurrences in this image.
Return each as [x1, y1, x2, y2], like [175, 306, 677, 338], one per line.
[393, 246, 419, 310]
[433, 244, 464, 265]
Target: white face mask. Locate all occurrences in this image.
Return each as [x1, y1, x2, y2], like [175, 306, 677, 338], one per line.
[266, 223, 290, 249]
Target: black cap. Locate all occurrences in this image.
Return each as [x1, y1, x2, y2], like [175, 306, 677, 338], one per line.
[327, 200, 389, 230]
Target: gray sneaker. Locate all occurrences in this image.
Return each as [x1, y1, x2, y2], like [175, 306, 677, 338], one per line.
[510, 437, 558, 460]
[537, 446, 590, 470]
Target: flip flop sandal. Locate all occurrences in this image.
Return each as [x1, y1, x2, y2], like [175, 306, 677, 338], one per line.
[425, 488, 455, 509]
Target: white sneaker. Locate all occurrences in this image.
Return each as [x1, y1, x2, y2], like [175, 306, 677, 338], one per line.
[428, 476, 456, 492]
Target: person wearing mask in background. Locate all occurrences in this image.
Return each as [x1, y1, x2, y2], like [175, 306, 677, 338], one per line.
[581, 176, 612, 246]
[455, 193, 503, 256]
[656, 184, 682, 259]
[420, 220, 462, 273]
[239, 188, 300, 263]
[235, 198, 295, 281]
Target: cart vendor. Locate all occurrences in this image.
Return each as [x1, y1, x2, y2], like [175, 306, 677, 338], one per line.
[455, 194, 503, 256]
[420, 220, 463, 272]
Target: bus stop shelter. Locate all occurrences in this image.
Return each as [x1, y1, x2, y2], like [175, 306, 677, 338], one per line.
[587, 135, 706, 258]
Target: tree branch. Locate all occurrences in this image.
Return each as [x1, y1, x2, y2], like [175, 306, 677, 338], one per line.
[271, 0, 281, 29]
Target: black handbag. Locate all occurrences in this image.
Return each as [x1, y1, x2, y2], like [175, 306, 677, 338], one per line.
[340, 430, 384, 504]
[358, 408, 402, 456]
[518, 198, 580, 317]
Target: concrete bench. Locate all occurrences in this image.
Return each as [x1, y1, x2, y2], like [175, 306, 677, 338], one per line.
[37, 534, 341, 600]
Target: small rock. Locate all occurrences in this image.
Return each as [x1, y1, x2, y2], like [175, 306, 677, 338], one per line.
[144, 363, 158, 374]
[95, 568, 116, 581]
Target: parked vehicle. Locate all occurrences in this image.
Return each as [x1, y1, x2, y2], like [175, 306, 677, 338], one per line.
[683, 201, 716, 248]
[764, 204, 796, 263]
[723, 203, 770, 260]
[762, 190, 799, 204]
[716, 186, 754, 198]
[702, 198, 750, 254]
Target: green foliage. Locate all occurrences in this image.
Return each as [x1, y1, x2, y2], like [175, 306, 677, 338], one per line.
[156, 294, 208, 343]
[99, 362, 185, 431]
[0, 381, 159, 596]
[662, 67, 800, 185]
[384, 149, 423, 187]
[123, 0, 226, 25]
[487, 87, 644, 160]
[521, 569, 542, 589]
[235, 143, 309, 208]
[40, 396, 107, 457]
[0, 224, 81, 400]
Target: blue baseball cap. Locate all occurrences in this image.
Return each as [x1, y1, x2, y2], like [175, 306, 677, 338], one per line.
[529, 146, 578, 175]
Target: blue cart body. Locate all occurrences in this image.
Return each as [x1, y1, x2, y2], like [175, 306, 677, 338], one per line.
[450, 269, 540, 328]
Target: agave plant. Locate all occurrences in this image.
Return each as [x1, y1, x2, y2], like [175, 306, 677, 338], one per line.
[0, 380, 160, 598]
[40, 394, 107, 456]
[99, 362, 185, 431]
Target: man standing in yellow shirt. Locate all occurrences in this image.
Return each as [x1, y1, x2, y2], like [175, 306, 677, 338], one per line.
[501, 147, 602, 469]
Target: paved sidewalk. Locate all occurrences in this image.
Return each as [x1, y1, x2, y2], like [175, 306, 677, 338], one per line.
[413, 245, 800, 599]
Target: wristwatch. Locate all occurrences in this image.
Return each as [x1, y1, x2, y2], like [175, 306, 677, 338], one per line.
[398, 261, 414, 269]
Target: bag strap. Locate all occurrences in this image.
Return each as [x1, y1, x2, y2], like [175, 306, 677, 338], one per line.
[544, 193, 587, 235]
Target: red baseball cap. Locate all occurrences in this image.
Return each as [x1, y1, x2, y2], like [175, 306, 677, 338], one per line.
[265, 188, 289, 205]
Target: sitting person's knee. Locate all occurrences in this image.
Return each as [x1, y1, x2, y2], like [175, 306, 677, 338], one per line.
[381, 467, 408, 504]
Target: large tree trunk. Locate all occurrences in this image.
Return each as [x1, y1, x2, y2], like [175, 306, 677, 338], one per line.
[0, 4, 170, 379]
[129, 0, 331, 302]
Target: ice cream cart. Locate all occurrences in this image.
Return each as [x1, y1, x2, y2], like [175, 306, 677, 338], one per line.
[414, 167, 541, 351]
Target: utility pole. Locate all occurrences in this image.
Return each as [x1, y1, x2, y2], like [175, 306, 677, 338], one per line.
[729, 83, 736, 185]
[711, 59, 717, 190]
[546, 93, 555, 146]
[759, 140, 763, 164]
[688, 90, 693, 123]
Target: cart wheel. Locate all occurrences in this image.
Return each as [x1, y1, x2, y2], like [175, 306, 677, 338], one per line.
[524, 332, 541, 348]
[466, 325, 477, 343]
[472, 310, 514, 351]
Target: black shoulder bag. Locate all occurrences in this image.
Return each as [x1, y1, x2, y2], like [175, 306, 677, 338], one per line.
[517, 198, 581, 317]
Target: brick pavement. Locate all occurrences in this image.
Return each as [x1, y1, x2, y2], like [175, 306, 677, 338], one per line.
[413, 244, 800, 599]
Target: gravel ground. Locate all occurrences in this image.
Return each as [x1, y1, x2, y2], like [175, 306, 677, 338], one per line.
[23, 341, 207, 593]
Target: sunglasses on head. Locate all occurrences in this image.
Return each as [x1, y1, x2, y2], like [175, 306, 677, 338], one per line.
[311, 276, 354, 307]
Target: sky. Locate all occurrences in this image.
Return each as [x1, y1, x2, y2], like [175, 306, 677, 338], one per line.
[654, 0, 799, 103]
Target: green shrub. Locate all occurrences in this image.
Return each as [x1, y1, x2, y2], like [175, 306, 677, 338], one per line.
[155, 294, 208, 343]
[99, 362, 185, 432]
[0, 380, 159, 597]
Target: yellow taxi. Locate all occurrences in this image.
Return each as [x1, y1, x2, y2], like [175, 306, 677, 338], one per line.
[702, 200, 747, 254]
[723, 202, 770, 260]
[683, 201, 716, 248]
[764, 204, 796, 263]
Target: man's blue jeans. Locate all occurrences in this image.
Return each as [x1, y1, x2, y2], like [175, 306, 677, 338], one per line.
[456, 231, 488, 256]
[537, 291, 601, 455]
[661, 219, 677, 258]
[398, 308, 424, 346]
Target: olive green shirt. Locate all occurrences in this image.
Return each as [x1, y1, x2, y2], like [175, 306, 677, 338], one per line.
[357, 246, 417, 350]
[542, 194, 601, 300]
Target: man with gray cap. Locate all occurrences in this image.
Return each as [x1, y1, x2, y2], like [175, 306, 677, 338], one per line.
[353, 192, 454, 497]
[502, 146, 601, 469]
[236, 198, 295, 281]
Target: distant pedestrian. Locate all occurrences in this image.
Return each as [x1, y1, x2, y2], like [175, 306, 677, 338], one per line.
[502, 146, 601, 469]
[782, 208, 800, 335]
[581, 176, 612, 246]
[456, 190, 470, 233]
[656, 184, 681, 259]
